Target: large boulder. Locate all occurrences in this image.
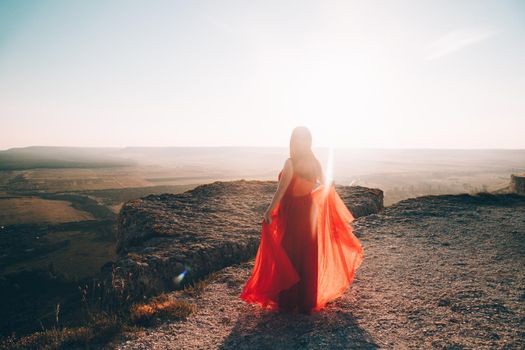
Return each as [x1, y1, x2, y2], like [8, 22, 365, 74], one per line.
[105, 180, 383, 304]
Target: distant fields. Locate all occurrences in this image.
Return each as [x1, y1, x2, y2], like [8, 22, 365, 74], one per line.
[2, 226, 116, 279]
[0, 166, 201, 280]
[0, 196, 94, 225]
[3, 168, 152, 192]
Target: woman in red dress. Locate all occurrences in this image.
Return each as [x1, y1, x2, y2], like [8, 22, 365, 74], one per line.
[239, 126, 364, 315]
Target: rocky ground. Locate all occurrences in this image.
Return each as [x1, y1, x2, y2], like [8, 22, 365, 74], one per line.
[114, 193, 525, 349]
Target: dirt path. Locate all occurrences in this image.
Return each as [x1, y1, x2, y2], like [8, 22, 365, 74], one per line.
[115, 194, 525, 349]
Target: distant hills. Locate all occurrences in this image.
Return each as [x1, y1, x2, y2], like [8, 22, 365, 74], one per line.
[0, 146, 290, 172]
[0, 146, 136, 170]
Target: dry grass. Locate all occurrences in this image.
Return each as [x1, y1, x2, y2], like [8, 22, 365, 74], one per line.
[127, 270, 223, 328]
[126, 252, 143, 260]
[126, 270, 223, 328]
[0, 314, 121, 350]
[0, 327, 91, 350]
[0, 260, 223, 348]
[0, 290, 195, 349]
[181, 270, 222, 297]
[129, 294, 196, 326]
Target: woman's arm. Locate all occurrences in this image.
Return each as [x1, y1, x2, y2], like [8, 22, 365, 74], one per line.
[263, 158, 293, 224]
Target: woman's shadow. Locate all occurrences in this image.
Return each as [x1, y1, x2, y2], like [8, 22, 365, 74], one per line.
[218, 304, 378, 350]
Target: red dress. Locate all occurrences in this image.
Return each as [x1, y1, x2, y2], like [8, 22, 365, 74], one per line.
[239, 168, 364, 314]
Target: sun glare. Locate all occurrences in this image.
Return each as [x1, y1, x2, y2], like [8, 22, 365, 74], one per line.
[323, 144, 334, 194]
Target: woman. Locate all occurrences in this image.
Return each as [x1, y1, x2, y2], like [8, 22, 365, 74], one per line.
[239, 126, 364, 315]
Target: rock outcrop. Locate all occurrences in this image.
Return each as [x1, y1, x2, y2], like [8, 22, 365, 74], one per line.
[105, 180, 383, 303]
[511, 174, 525, 195]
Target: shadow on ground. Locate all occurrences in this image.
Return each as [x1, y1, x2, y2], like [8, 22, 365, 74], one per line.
[219, 306, 378, 350]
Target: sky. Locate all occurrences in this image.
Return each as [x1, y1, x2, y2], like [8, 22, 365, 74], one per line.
[0, 0, 524, 150]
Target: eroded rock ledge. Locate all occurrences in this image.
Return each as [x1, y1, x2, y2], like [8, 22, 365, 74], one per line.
[105, 180, 383, 303]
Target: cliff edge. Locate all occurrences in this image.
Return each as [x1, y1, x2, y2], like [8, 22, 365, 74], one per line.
[105, 180, 384, 303]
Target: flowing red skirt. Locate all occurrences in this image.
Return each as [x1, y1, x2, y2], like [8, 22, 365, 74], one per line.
[239, 175, 364, 314]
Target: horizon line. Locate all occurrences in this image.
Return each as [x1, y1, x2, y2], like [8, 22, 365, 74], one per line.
[2, 145, 525, 152]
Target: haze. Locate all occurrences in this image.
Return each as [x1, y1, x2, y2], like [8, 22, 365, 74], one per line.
[1, 0, 524, 150]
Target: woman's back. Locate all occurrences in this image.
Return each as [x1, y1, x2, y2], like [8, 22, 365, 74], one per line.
[278, 158, 320, 314]
[290, 156, 321, 182]
[281, 156, 323, 197]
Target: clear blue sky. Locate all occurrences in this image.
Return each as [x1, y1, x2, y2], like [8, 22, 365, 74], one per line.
[1, 0, 524, 149]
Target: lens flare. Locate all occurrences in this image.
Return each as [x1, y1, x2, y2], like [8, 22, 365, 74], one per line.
[323, 144, 334, 195]
[174, 267, 189, 285]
